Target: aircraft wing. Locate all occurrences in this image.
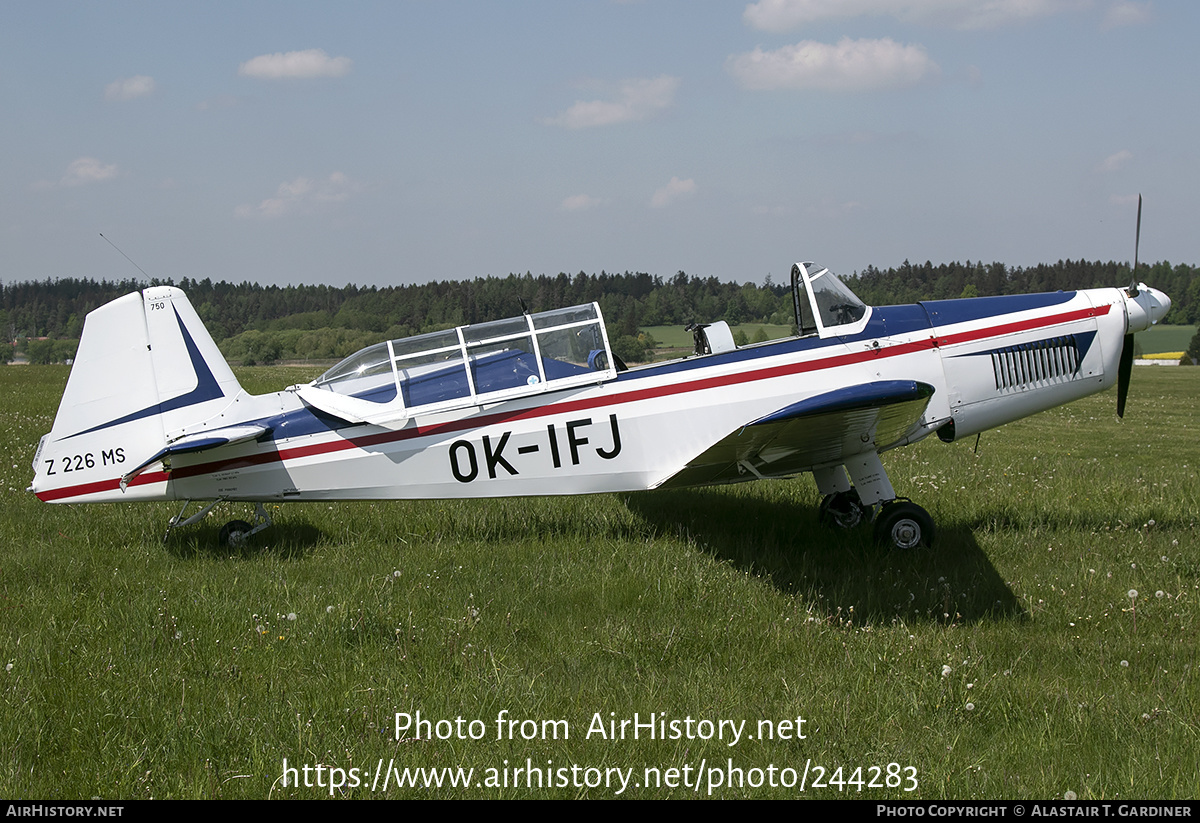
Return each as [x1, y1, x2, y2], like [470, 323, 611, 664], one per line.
[657, 380, 937, 488]
[119, 424, 270, 490]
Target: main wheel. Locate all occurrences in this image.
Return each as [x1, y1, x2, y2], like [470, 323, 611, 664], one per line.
[819, 489, 867, 529]
[218, 519, 254, 547]
[874, 502, 934, 550]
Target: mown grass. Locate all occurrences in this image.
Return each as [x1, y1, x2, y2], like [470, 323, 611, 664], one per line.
[1, 365, 1197, 799]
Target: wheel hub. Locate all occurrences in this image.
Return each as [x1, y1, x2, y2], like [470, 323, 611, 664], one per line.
[889, 518, 921, 549]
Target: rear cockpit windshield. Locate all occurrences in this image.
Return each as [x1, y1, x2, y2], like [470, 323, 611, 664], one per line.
[310, 303, 616, 415]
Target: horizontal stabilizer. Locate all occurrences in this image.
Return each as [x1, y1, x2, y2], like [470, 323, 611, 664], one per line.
[120, 425, 270, 490]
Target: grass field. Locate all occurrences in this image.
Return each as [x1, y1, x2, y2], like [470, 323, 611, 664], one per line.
[1, 365, 1197, 799]
[1137, 324, 1197, 356]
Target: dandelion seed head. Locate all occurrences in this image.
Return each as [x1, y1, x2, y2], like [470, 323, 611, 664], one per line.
[5, 663, 12, 672]
[1064, 791, 1077, 800]
[287, 612, 297, 621]
[965, 702, 975, 711]
[941, 665, 952, 678]
[327, 605, 334, 613]
[1156, 591, 1164, 598]
[1121, 660, 1129, 667]
[1128, 589, 1138, 599]
[393, 570, 401, 578]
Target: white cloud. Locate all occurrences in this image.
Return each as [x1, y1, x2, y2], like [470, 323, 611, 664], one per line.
[650, 177, 697, 208]
[1097, 149, 1133, 173]
[546, 75, 679, 129]
[728, 38, 939, 92]
[36, 157, 119, 189]
[104, 75, 156, 101]
[743, 0, 1086, 31]
[1102, 1, 1152, 29]
[238, 48, 352, 79]
[560, 194, 605, 212]
[235, 172, 358, 218]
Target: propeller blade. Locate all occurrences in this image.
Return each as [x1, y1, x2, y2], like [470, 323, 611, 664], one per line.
[1117, 333, 1135, 418]
[1129, 194, 1142, 295]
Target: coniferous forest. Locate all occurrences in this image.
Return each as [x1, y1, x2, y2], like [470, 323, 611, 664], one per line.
[2, 259, 1196, 365]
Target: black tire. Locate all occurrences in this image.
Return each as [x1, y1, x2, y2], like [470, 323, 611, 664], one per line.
[819, 489, 867, 529]
[874, 502, 934, 550]
[219, 519, 254, 547]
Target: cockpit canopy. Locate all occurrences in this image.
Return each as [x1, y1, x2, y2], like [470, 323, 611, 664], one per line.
[791, 262, 869, 338]
[300, 303, 616, 425]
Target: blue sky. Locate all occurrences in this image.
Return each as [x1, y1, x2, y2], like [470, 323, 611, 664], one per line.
[2, 1, 1195, 289]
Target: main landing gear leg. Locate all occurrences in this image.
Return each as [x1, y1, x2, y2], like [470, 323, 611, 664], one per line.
[814, 454, 935, 549]
[814, 466, 867, 528]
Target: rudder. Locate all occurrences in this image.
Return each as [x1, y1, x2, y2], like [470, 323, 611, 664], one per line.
[31, 287, 245, 502]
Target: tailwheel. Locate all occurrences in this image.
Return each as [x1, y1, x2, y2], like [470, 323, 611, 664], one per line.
[874, 501, 934, 550]
[217, 503, 273, 547]
[819, 489, 869, 529]
[218, 519, 255, 548]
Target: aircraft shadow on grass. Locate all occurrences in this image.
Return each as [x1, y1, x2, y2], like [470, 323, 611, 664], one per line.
[165, 519, 325, 560]
[622, 488, 1025, 625]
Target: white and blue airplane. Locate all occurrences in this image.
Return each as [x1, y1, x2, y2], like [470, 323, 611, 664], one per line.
[30, 260, 1170, 550]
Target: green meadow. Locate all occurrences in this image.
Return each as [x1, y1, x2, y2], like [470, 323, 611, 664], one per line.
[1136, 324, 1197, 357]
[1, 365, 1197, 799]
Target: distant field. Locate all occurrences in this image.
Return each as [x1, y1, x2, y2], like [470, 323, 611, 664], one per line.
[643, 323, 794, 350]
[3, 365, 1198, 798]
[1136, 324, 1196, 355]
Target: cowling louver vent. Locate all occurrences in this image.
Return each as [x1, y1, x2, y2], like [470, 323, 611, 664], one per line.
[991, 336, 1081, 390]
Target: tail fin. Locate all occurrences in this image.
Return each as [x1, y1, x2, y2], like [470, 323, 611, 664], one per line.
[31, 287, 245, 502]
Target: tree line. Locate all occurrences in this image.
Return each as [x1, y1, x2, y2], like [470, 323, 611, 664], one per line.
[2, 259, 1196, 365]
